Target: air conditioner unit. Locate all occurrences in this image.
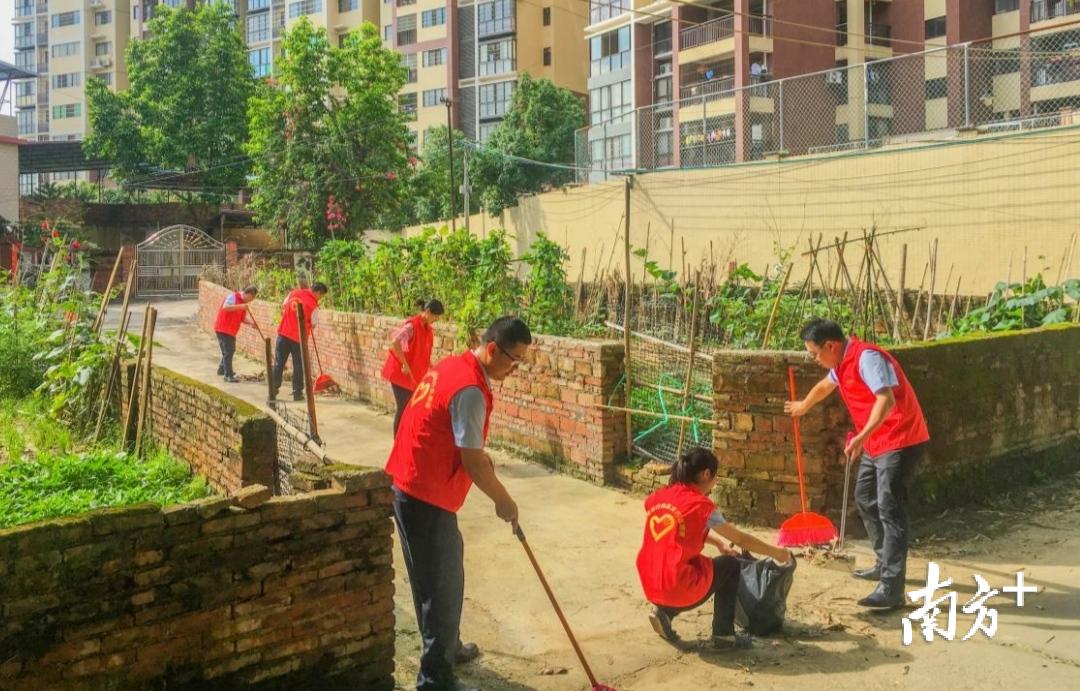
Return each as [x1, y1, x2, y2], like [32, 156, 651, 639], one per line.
[91, 56, 112, 69]
[657, 63, 672, 76]
[826, 70, 844, 84]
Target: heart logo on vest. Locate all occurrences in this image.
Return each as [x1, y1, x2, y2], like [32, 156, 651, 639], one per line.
[648, 513, 677, 542]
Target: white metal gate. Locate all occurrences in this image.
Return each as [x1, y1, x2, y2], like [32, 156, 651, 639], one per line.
[135, 225, 225, 296]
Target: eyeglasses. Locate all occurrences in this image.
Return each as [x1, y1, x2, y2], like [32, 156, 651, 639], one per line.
[496, 342, 522, 365]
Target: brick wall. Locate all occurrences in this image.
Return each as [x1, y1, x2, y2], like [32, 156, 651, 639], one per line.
[198, 281, 628, 481]
[121, 364, 276, 495]
[0, 468, 395, 691]
[711, 326, 1080, 526]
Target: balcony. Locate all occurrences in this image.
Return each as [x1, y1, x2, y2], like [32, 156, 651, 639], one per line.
[16, 93, 35, 107]
[15, 34, 34, 50]
[680, 75, 735, 100]
[90, 56, 112, 70]
[1032, 56, 1080, 87]
[36, 2, 47, 14]
[37, 31, 48, 45]
[14, 3, 34, 18]
[836, 22, 892, 47]
[680, 15, 734, 51]
[1031, 0, 1080, 22]
[478, 17, 514, 39]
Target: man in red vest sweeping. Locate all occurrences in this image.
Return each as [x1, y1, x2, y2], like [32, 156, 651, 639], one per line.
[213, 286, 258, 383]
[785, 319, 930, 609]
[382, 298, 446, 436]
[386, 316, 531, 691]
[271, 282, 327, 401]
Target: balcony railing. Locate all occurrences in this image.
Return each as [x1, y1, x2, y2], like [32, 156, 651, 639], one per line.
[680, 76, 735, 100]
[1032, 57, 1080, 87]
[15, 35, 34, 50]
[16, 94, 35, 107]
[1031, 0, 1080, 22]
[836, 23, 892, 47]
[38, 31, 48, 46]
[478, 58, 515, 76]
[680, 15, 734, 51]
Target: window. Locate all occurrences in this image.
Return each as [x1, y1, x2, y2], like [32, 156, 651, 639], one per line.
[543, 7, 551, 25]
[249, 0, 270, 10]
[53, 72, 81, 89]
[52, 103, 81, 119]
[17, 110, 35, 136]
[15, 1, 33, 19]
[590, 0, 628, 24]
[95, 42, 111, 56]
[339, 33, 348, 48]
[992, 48, 1020, 75]
[15, 51, 34, 70]
[100, 72, 113, 86]
[421, 8, 446, 27]
[403, 52, 417, 82]
[479, 80, 514, 119]
[134, 5, 140, 20]
[543, 47, 551, 66]
[288, 0, 323, 19]
[20, 173, 38, 196]
[247, 12, 270, 43]
[51, 11, 80, 28]
[397, 0, 416, 5]
[588, 80, 631, 125]
[423, 88, 447, 107]
[384, 24, 392, 41]
[589, 26, 630, 77]
[399, 92, 418, 120]
[397, 14, 417, 45]
[95, 11, 112, 25]
[925, 16, 946, 40]
[479, 38, 515, 76]
[423, 48, 447, 67]
[478, 0, 514, 37]
[994, 0, 1018, 12]
[479, 122, 499, 143]
[16, 81, 34, 97]
[339, 0, 359, 10]
[52, 41, 80, 58]
[249, 47, 271, 77]
[925, 77, 947, 100]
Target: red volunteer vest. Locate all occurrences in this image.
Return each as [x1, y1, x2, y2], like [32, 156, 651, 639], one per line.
[277, 288, 319, 343]
[636, 483, 715, 608]
[213, 292, 247, 336]
[380, 314, 434, 392]
[834, 337, 930, 456]
[384, 351, 494, 513]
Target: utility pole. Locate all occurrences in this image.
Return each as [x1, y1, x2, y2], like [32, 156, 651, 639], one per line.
[442, 97, 456, 233]
[463, 148, 471, 232]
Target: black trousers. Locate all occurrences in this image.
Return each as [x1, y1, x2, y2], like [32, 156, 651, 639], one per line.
[271, 335, 304, 398]
[216, 333, 236, 377]
[392, 384, 413, 437]
[854, 443, 926, 591]
[658, 555, 741, 636]
[393, 487, 465, 690]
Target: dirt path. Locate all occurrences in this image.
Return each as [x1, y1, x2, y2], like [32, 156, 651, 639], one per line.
[128, 298, 1080, 691]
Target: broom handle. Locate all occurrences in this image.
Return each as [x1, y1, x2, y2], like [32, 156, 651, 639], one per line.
[310, 326, 325, 371]
[514, 525, 598, 687]
[787, 367, 809, 514]
[248, 310, 265, 339]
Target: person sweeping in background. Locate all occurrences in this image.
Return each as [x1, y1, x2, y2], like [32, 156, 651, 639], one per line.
[271, 282, 327, 401]
[382, 299, 445, 435]
[637, 448, 793, 650]
[213, 285, 258, 383]
[785, 318, 930, 609]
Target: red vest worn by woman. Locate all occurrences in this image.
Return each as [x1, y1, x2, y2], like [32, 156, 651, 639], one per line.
[381, 314, 434, 392]
[636, 483, 716, 608]
[213, 292, 247, 336]
[835, 337, 930, 456]
[384, 351, 493, 513]
[277, 288, 319, 344]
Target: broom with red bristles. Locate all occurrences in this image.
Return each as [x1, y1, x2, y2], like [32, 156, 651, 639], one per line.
[777, 366, 839, 547]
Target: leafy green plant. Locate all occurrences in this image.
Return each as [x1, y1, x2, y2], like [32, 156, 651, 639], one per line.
[945, 275, 1078, 336]
[522, 233, 573, 334]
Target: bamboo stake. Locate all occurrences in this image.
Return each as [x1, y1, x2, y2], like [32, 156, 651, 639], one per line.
[122, 305, 152, 448]
[91, 252, 123, 335]
[264, 337, 275, 402]
[622, 177, 634, 463]
[574, 247, 587, 320]
[761, 263, 794, 349]
[936, 263, 955, 329]
[893, 244, 907, 341]
[676, 271, 701, 457]
[668, 219, 675, 272]
[910, 262, 929, 333]
[263, 406, 331, 462]
[133, 307, 157, 458]
[923, 239, 939, 340]
[92, 310, 132, 444]
[296, 303, 320, 444]
[947, 276, 962, 326]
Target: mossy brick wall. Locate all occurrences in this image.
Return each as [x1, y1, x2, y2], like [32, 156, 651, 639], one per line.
[120, 364, 275, 495]
[711, 325, 1080, 527]
[0, 469, 396, 691]
[198, 281, 628, 481]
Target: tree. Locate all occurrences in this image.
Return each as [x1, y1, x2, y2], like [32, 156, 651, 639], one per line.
[83, 5, 253, 194]
[245, 20, 414, 245]
[406, 126, 481, 224]
[471, 74, 586, 215]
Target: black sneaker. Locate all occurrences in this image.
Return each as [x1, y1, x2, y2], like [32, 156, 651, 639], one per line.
[711, 632, 753, 650]
[454, 641, 481, 665]
[648, 606, 679, 642]
[223, 375, 239, 383]
[853, 566, 882, 581]
[858, 584, 905, 609]
[216, 366, 224, 376]
[293, 392, 305, 402]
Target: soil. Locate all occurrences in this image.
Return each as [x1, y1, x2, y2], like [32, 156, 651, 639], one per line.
[130, 298, 1080, 691]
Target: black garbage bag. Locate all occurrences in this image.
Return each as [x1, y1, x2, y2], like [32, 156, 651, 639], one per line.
[734, 554, 797, 636]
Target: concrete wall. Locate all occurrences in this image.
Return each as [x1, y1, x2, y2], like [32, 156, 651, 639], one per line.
[198, 281, 629, 481]
[0, 116, 19, 224]
[409, 127, 1080, 294]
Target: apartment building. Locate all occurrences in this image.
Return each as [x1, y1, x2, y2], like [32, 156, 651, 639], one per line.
[12, 0, 130, 164]
[383, 0, 588, 148]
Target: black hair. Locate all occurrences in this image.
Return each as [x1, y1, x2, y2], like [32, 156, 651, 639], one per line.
[311, 282, 329, 294]
[799, 318, 846, 346]
[423, 299, 445, 316]
[242, 285, 258, 295]
[670, 447, 719, 486]
[482, 316, 532, 349]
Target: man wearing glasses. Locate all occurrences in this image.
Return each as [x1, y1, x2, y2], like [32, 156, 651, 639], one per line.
[386, 316, 532, 691]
